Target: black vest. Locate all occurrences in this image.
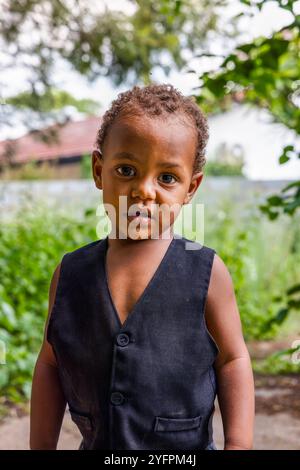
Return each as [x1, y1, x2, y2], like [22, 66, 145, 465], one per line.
[47, 234, 218, 450]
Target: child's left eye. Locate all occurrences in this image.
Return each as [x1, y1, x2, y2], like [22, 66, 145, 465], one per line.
[158, 174, 177, 184]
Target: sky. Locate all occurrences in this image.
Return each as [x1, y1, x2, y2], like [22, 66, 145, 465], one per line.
[0, 0, 299, 180]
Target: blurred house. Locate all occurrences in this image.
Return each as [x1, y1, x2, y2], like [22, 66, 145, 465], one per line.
[0, 116, 102, 179]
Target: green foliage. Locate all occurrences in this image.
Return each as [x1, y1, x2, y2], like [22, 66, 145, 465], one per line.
[201, 198, 300, 341]
[260, 146, 300, 219]
[252, 344, 300, 374]
[7, 89, 99, 115]
[197, 27, 300, 129]
[194, 0, 300, 343]
[0, 202, 98, 403]
[80, 154, 93, 179]
[0, 0, 228, 142]
[1, 160, 58, 180]
[2, 89, 100, 145]
[0, 0, 223, 110]
[196, 0, 300, 197]
[204, 161, 244, 176]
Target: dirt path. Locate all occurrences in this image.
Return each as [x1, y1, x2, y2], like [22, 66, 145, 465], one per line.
[1, 397, 300, 450]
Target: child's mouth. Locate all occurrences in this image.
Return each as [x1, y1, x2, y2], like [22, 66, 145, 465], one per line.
[123, 210, 155, 226]
[127, 212, 151, 219]
[136, 210, 150, 217]
[125, 208, 153, 219]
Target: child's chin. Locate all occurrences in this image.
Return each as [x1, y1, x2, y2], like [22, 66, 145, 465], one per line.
[114, 219, 161, 240]
[127, 228, 157, 241]
[115, 225, 161, 241]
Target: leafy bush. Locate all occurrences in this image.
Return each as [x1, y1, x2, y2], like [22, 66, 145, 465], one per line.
[0, 202, 97, 404]
[182, 196, 300, 340]
[252, 344, 300, 375]
[206, 200, 300, 341]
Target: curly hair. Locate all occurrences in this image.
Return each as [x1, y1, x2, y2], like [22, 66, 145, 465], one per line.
[94, 83, 209, 173]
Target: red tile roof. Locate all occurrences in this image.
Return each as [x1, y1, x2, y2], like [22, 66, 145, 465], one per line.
[0, 116, 102, 164]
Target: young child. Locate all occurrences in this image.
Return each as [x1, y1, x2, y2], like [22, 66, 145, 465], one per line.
[30, 83, 254, 451]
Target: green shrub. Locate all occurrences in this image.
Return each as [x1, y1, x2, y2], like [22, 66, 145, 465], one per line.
[0, 202, 98, 403]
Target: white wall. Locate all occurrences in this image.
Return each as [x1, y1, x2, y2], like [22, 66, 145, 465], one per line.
[207, 104, 300, 180]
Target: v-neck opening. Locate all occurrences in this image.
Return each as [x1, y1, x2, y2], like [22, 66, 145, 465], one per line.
[102, 235, 176, 330]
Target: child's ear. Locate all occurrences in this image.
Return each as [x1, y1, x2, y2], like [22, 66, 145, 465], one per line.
[183, 171, 204, 204]
[92, 150, 103, 190]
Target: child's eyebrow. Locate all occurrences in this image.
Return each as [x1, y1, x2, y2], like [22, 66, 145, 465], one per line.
[113, 152, 182, 169]
[112, 152, 139, 162]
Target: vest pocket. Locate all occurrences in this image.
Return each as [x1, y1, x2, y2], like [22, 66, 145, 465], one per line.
[154, 414, 202, 432]
[151, 414, 203, 450]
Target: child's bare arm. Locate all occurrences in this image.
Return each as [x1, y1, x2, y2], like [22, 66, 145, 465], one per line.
[30, 263, 67, 450]
[205, 254, 255, 450]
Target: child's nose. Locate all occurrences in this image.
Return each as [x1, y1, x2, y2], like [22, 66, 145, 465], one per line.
[131, 177, 156, 201]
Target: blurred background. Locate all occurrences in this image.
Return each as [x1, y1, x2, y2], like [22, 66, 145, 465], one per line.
[0, 0, 299, 450]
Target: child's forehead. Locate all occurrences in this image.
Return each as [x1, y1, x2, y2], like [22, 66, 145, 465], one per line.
[102, 113, 197, 170]
[106, 112, 197, 150]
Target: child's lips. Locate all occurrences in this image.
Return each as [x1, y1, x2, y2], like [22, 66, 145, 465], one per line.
[123, 211, 156, 223]
[126, 213, 153, 220]
[124, 208, 155, 219]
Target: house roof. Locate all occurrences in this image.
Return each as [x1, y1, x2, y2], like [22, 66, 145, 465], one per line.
[0, 116, 102, 164]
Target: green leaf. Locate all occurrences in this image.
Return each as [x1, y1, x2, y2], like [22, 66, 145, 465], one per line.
[272, 344, 300, 358]
[279, 154, 290, 164]
[279, 145, 295, 165]
[0, 367, 9, 388]
[269, 211, 279, 220]
[287, 299, 300, 309]
[283, 197, 300, 213]
[0, 302, 17, 330]
[174, 0, 181, 15]
[267, 195, 283, 206]
[84, 208, 95, 217]
[273, 307, 290, 325]
[283, 145, 294, 152]
[282, 181, 300, 192]
[287, 284, 300, 296]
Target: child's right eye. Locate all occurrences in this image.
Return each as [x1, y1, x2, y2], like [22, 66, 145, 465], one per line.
[116, 166, 135, 177]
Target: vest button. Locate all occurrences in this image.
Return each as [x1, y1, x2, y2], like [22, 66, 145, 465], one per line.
[110, 391, 125, 405]
[116, 333, 130, 346]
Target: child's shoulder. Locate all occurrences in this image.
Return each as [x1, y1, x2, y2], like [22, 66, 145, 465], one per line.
[61, 238, 104, 261]
[176, 235, 232, 291]
[68, 238, 103, 254]
[56, 238, 106, 277]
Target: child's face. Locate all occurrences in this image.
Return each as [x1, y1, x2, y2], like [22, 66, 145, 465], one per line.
[92, 113, 203, 240]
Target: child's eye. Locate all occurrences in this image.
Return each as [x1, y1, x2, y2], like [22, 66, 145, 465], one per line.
[116, 166, 135, 177]
[158, 174, 177, 184]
